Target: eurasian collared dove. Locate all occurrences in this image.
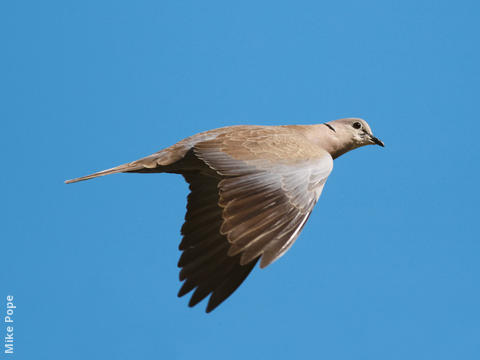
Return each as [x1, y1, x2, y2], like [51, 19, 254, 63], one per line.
[66, 118, 384, 312]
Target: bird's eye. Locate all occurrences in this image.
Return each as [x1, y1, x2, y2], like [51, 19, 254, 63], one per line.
[352, 122, 362, 129]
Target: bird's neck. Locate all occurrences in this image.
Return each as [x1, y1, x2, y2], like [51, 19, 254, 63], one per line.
[296, 124, 358, 159]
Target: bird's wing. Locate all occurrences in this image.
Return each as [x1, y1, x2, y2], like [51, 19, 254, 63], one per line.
[178, 128, 333, 311]
[178, 172, 259, 312]
[194, 130, 334, 268]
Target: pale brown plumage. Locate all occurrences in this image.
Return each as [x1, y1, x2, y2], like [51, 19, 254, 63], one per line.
[65, 118, 384, 312]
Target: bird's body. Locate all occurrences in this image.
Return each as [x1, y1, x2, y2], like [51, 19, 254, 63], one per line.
[66, 118, 384, 312]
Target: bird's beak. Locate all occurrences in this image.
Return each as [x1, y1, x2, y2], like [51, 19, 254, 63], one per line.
[370, 135, 384, 147]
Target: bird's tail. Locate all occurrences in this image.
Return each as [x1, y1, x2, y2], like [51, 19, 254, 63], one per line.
[64, 149, 175, 184]
[64, 162, 147, 184]
[65, 139, 195, 184]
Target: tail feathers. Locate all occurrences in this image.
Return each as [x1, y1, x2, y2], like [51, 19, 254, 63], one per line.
[64, 151, 168, 183]
[65, 144, 190, 184]
[65, 161, 147, 184]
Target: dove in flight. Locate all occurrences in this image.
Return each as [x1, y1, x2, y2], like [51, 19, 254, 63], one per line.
[66, 117, 384, 312]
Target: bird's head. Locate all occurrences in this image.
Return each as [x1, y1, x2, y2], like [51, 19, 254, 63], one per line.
[321, 118, 384, 158]
[328, 118, 384, 146]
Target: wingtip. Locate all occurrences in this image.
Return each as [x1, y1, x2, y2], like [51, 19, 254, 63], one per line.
[205, 297, 220, 313]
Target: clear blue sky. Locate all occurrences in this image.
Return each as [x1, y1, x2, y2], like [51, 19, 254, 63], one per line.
[2, 1, 479, 359]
